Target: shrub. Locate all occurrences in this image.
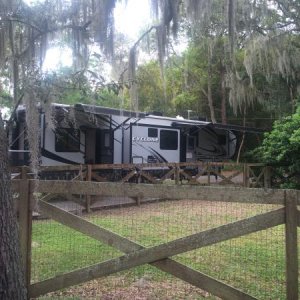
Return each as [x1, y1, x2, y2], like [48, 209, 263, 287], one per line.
[253, 106, 300, 189]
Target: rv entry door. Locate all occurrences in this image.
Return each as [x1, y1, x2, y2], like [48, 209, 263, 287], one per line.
[95, 129, 113, 164]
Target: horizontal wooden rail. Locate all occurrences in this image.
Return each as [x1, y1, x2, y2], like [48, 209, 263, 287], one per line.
[11, 161, 254, 173]
[11, 162, 272, 188]
[36, 200, 256, 300]
[29, 208, 284, 297]
[40, 165, 85, 172]
[7, 162, 225, 174]
[29, 180, 300, 205]
[246, 163, 266, 167]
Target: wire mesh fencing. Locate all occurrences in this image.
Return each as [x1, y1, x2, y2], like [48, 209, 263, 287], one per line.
[27, 186, 294, 300]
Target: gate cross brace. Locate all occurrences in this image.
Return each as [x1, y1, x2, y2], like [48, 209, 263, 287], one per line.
[216, 170, 242, 185]
[29, 201, 284, 299]
[249, 168, 265, 187]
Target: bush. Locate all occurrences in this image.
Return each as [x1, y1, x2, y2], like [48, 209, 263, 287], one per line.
[253, 106, 300, 189]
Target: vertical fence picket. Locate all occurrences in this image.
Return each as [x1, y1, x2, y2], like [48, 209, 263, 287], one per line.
[285, 190, 299, 300]
[21, 166, 27, 179]
[86, 164, 92, 212]
[243, 163, 247, 187]
[264, 166, 272, 188]
[174, 163, 179, 185]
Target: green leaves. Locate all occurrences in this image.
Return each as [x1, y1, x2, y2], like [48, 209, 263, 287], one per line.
[254, 106, 300, 188]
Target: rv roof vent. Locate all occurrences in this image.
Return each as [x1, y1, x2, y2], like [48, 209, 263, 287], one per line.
[151, 111, 163, 116]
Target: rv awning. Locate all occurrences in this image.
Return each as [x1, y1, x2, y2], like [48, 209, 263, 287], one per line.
[72, 104, 150, 130]
[171, 120, 211, 129]
[73, 109, 111, 129]
[75, 103, 148, 118]
[212, 123, 266, 134]
[172, 121, 267, 134]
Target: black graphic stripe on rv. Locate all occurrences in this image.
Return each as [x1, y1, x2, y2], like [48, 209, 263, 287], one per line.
[197, 145, 224, 156]
[148, 147, 168, 163]
[136, 143, 168, 163]
[133, 143, 168, 163]
[41, 148, 80, 165]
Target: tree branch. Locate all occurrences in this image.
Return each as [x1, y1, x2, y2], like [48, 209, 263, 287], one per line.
[0, 18, 43, 33]
[16, 22, 92, 60]
[132, 25, 159, 50]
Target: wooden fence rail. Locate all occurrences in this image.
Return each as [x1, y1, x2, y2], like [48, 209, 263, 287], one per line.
[11, 162, 272, 188]
[12, 162, 273, 214]
[13, 180, 299, 300]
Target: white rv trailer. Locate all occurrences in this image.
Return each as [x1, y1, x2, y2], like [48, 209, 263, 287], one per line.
[8, 103, 238, 167]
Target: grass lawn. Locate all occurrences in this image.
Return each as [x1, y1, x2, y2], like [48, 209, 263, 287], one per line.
[31, 199, 294, 299]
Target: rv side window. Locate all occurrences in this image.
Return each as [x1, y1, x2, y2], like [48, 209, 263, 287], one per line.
[160, 130, 178, 150]
[55, 128, 80, 152]
[218, 134, 227, 145]
[148, 128, 158, 137]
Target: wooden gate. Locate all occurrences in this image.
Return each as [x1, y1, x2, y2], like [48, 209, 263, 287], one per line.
[13, 180, 299, 300]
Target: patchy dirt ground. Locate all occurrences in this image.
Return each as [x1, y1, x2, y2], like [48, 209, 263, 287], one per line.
[45, 276, 218, 299]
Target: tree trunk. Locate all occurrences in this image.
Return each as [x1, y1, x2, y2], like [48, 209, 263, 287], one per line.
[220, 59, 227, 124]
[289, 84, 295, 113]
[0, 115, 27, 300]
[207, 64, 216, 123]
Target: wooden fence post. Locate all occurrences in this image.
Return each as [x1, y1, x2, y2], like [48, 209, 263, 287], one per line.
[207, 163, 211, 186]
[285, 190, 299, 300]
[18, 179, 32, 296]
[243, 164, 247, 187]
[79, 164, 83, 180]
[264, 166, 272, 188]
[86, 165, 92, 213]
[21, 166, 27, 179]
[245, 164, 251, 187]
[174, 163, 179, 185]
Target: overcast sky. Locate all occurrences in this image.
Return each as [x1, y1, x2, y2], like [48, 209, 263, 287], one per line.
[22, 0, 152, 71]
[115, 0, 152, 40]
